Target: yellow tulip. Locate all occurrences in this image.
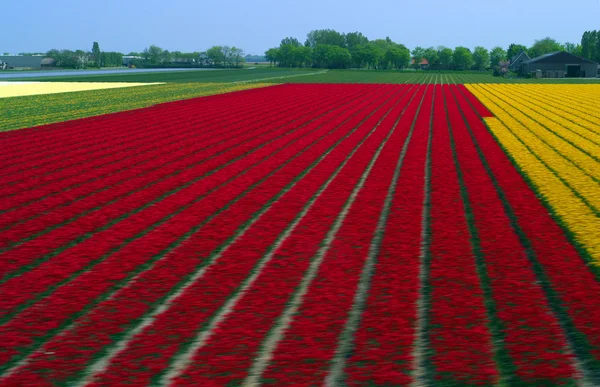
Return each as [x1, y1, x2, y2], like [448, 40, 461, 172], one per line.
[466, 84, 600, 263]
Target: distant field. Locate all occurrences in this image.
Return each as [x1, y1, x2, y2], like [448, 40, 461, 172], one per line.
[6, 67, 319, 83]
[288, 70, 600, 84]
[4, 68, 599, 131]
[0, 82, 272, 132]
[7, 67, 599, 84]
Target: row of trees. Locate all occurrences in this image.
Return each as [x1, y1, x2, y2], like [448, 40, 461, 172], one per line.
[409, 46, 493, 70]
[581, 30, 600, 63]
[15, 29, 600, 71]
[505, 37, 577, 60]
[44, 42, 122, 69]
[2, 52, 45, 56]
[265, 30, 497, 71]
[123, 45, 246, 68]
[266, 31, 412, 70]
[505, 33, 600, 63]
[41, 42, 251, 69]
[265, 30, 600, 72]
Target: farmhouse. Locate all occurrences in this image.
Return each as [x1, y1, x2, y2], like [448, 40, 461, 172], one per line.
[508, 50, 530, 72]
[518, 51, 598, 78]
[0, 55, 54, 70]
[410, 58, 429, 70]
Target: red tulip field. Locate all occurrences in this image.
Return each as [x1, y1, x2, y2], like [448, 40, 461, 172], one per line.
[2, 83, 600, 386]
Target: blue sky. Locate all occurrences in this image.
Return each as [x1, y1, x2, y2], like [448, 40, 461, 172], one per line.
[3, 0, 599, 55]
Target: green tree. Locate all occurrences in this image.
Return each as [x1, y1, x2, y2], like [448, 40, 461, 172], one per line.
[452, 46, 473, 70]
[528, 37, 563, 58]
[281, 37, 301, 47]
[245, 54, 266, 62]
[596, 31, 600, 62]
[197, 51, 209, 66]
[276, 42, 309, 67]
[370, 39, 393, 69]
[46, 49, 87, 69]
[350, 44, 369, 68]
[472, 46, 490, 70]
[411, 46, 426, 69]
[328, 46, 352, 68]
[265, 47, 280, 66]
[344, 32, 369, 52]
[385, 46, 410, 69]
[229, 47, 245, 67]
[581, 30, 599, 62]
[221, 46, 232, 66]
[277, 44, 294, 67]
[564, 42, 582, 57]
[507, 43, 528, 61]
[143, 45, 164, 64]
[423, 47, 439, 65]
[373, 42, 390, 69]
[490, 46, 507, 67]
[92, 41, 101, 67]
[348, 43, 381, 69]
[206, 46, 226, 66]
[295, 46, 312, 67]
[437, 46, 453, 70]
[312, 44, 351, 68]
[161, 49, 172, 64]
[100, 51, 123, 67]
[74, 50, 88, 69]
[305, 29, 345, 48]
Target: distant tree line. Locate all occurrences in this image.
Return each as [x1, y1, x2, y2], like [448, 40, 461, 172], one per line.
[264, 29, 501, 71]
[506, 33, 600, 63]
[12, 29, 599, 71]
[579, 30, 600, 63]
[40, 42, 251, 69]
[42, 42, 122, 69]
[265, 31, 412, 70]
[125, 45, 246, 68]
[265, 29, 600, 73]
[244, 54, 267, 63]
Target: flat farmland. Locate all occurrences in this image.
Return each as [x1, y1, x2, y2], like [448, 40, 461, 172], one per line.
[2, 83, 600, 386]
[5, 67, 321, 83]
[4, 69, 598, 133]
[0, 82, 272, 132]
[288, 70, 600, 84]
[8, 68, 600, 84]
